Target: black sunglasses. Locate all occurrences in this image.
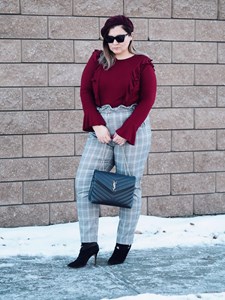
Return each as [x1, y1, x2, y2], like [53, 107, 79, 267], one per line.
[105, 34, 128, 43]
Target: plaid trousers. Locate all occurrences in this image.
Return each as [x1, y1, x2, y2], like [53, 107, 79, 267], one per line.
[76, 105, 151, 245]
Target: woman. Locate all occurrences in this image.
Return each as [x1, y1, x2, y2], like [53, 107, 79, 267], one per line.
[68, 15, 157, 268]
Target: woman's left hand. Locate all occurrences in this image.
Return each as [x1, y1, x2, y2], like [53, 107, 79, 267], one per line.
[113, 133, 127, 146]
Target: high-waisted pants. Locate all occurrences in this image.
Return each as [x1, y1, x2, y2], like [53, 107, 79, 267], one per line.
[76, 105, 151, 245]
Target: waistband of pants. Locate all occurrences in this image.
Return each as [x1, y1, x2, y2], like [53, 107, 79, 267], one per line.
[97, 104, 137, 113]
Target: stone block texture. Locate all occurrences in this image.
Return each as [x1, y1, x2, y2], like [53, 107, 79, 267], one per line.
[0, 1, 225, 227]
[0, 0, 20, 14]
[21, 0, 73, 15]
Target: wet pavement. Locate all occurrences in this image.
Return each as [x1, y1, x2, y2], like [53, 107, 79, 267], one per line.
[0, 245, 224, 300]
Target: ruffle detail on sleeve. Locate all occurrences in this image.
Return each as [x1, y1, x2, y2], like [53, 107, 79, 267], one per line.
[125, 55, 155, 106]
[127, 66, 140, 101]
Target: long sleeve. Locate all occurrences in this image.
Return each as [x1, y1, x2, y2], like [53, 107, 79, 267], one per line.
[80, 50, 106, 131]
[116, 61, 157, 145]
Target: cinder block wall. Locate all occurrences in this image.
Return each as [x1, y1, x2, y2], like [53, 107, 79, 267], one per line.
[0, 0, 225, 227]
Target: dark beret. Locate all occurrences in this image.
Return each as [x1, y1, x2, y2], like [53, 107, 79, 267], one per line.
[101, 15, 134, 38]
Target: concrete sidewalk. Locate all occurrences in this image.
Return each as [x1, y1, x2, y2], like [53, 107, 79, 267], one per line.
[0, 245, 224, 300]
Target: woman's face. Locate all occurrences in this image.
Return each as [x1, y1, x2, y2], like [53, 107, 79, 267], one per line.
[107, 25, 132, 57]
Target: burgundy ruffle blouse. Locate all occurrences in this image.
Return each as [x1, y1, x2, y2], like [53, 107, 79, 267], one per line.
[80, 50, 157, 145]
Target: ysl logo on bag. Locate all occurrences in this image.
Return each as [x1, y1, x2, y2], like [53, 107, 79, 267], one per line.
[112, 180, 117, 191]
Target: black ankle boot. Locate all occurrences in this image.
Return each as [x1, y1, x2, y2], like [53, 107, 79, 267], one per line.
[108, 243, 131, 265]
[68, 242, 99, 268]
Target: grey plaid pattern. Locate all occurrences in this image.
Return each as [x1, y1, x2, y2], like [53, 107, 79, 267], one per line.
[76, 105, 151, 244]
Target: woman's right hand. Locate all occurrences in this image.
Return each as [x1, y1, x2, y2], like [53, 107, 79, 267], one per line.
[92, 125, 111, 144]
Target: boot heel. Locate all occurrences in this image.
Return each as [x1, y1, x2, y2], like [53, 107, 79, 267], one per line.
[94, 253, 98, 265]
[68, 242, 99, 269]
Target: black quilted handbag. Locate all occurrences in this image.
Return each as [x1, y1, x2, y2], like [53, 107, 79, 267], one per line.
[88, 170, 136, 208]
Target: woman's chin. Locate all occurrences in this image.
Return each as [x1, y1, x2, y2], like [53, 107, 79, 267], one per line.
[111, 48, 121, 54]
